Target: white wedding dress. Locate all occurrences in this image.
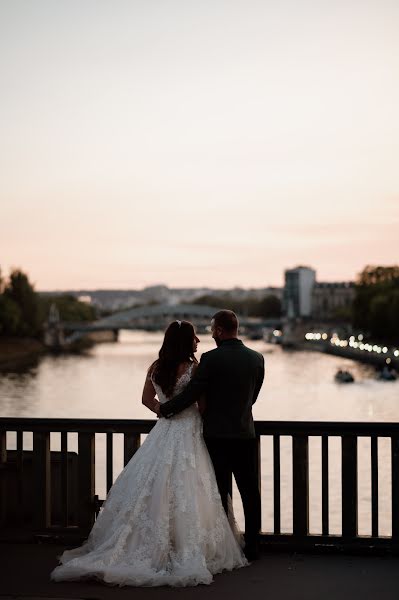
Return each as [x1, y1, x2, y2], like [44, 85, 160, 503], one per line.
[51, 363, 248, 587]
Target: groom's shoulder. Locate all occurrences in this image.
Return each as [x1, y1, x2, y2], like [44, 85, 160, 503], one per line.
[242, 342, 264, 364]
[198, 347, 223, 365]
[199, 348, 217, 361]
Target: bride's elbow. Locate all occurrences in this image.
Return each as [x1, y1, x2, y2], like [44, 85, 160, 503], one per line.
[142, 394, 156, 409]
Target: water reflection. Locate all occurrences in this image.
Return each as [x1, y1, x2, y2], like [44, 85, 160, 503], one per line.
[1, 330, 398, 536]
[1, 330, 398, 422]
[0, 362, 41, 415]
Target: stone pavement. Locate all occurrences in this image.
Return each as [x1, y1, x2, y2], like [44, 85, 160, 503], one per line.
[1, 543, 399, 600]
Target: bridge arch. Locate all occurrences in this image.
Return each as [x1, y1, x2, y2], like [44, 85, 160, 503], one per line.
[95, 303, 222, 329]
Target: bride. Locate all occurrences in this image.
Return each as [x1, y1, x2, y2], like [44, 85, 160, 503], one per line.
[50, 320, 248, 587]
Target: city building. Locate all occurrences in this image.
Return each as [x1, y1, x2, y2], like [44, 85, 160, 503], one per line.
[283, 266, 316, 318]
[311, 282, 355, 320]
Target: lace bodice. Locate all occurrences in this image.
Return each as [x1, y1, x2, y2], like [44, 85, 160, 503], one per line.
[151, 362, 195, 404]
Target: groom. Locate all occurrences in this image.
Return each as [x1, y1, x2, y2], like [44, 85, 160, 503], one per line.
[158, 310, 265, 560]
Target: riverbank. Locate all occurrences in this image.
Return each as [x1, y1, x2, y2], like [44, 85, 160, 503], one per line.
[0, 337, 46, 370]
[302, 340, 399, 370]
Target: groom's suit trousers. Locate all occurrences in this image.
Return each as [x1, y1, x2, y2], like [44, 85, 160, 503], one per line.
[205, 437, 261, 544]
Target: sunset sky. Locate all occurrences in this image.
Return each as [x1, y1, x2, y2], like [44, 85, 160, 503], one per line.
[1, 0, 398, 290]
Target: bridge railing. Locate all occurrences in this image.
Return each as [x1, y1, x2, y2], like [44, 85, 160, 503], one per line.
[1, 417, 399, 552]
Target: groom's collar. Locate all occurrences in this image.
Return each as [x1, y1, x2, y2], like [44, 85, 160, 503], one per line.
[219, 338, 243, 346]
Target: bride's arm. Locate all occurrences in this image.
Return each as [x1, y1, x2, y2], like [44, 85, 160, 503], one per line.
[142, 374, 161, 415]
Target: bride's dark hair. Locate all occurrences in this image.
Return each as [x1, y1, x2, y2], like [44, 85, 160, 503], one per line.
[149, 320, 198, 397]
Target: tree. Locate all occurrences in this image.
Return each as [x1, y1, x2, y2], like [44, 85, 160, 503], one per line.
[0, 267, 99, 338]
[388, 290, 399, 341]
[3, 269, 41, 336]
[352, 265, 399, 342]
[41, 295, 97, 322]
[190, 293, 282, 318]
[257, 295, 282, 318]
[368, 294, 391, 340]
[357, 265, 399, 286]
[0, 295, 22, 335]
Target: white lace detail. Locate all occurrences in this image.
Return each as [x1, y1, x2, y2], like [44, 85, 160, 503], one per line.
[51, 362, 247, 587]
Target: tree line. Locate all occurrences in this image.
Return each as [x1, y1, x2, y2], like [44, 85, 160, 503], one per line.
[1, 264, 397, 343]
[352, 265, 399, 343]
[190, 293, 282, 318]
[0, 268, 96, 338]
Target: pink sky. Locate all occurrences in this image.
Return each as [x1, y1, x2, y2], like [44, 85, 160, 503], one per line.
[1, 1, 398, 290]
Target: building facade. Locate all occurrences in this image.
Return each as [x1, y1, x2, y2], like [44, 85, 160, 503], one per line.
[311, 282, 355, 320]
[283, 266, 316, 318]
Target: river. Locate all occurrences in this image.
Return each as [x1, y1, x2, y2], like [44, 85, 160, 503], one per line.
[1, 330, 398, 536]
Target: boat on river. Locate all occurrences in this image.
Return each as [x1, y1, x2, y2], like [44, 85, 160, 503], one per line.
[377, 366, 397, 382]
[335, 369, 355, 383]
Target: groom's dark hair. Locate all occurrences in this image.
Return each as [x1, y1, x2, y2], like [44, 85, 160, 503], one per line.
[212, 310, 239, 333]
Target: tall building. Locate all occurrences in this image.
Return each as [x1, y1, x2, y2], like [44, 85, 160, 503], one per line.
[283, 266, 316, 318]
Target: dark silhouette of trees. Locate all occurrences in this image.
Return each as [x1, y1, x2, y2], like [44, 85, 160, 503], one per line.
[40, 294, 96, 322]
[0, 294, 22, 335]
[0, 268, 21, 335]
[357, 265, 399, 286]
[352, 265, 399, 342]
[257, 295, 282, 318]
[192, 294, 281, 318]
[0, 267, 96, 338]
[2, 269, 41, 337]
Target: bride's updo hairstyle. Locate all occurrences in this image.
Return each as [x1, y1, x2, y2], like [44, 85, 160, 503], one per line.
[149, 320, 198, 397]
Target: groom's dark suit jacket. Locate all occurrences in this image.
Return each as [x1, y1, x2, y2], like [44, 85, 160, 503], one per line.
[159, 338, 265, 439]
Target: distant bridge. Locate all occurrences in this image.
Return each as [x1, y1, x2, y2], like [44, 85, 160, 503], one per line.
[61, 304, 221, 344]
[60, 304, 281, 344]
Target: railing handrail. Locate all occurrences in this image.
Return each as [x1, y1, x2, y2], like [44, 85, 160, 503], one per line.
[2, 416, 399, 436]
